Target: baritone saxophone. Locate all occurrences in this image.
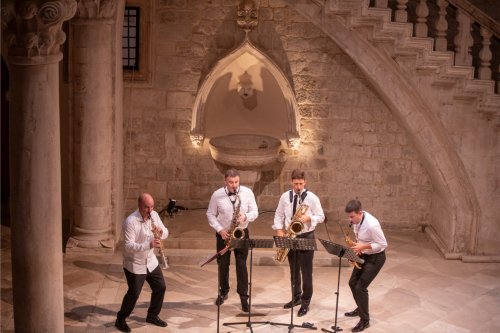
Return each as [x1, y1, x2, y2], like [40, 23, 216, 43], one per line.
[274, 203, 309, 263]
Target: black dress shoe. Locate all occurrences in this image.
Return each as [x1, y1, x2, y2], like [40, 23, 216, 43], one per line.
[345, 309, 359, 317]
[241, 299, 249, 312]
[351, 320, 369, 332]
[215, 294, 228, 305]
[283, 298, 301, 309]
[146, 316, 168, 327]
[297, 304, 309, 317]
[114, 318, 131, 332]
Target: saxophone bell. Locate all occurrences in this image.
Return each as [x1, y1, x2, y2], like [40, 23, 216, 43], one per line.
[232, 226, 245, 239]
[289, 221, 304, 234]
[274, 203, 309, 263]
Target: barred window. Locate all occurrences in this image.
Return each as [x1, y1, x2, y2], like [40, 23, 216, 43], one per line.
[123, 6, 140, 70]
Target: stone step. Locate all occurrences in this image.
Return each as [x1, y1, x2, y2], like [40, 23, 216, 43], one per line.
[165, 237, 335, 251]
[156, 210, 353, 267]
[161, 248, 351, 267]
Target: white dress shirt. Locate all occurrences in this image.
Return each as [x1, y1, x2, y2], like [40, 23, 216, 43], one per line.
[273, 189, 325, 234]
[206, 185, 258, 233]
[122, 210, 169, 274]
[353, 211, 387, 254]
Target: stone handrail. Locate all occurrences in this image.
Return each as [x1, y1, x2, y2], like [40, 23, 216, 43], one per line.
[448, 0, 500, 37]
[369, 0, 499, 91]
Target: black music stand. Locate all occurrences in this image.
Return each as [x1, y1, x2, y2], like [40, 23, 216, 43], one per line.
[269, 236, 318, 332]
[318, 239, 364, 333]
[198, 244, 228, 333]
[215, 250, 225, 333]
[223, 238, 275, 332]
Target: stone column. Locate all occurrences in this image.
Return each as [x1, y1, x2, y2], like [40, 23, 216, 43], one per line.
[66, 0, 118, 250]
[0, 1, 76, 332]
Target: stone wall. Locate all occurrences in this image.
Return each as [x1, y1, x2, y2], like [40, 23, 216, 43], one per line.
[122, 0, 432, 229]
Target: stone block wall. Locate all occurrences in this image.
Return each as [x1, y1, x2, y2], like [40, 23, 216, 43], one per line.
[123, 0, 432, 229]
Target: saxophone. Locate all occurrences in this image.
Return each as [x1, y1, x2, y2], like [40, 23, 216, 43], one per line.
[150, 214, 169, 269]
[338, 221, 362, 269]
[225, 194, 244, 247]
[199, 195, 244, 267]
[274, 203, 309, 263]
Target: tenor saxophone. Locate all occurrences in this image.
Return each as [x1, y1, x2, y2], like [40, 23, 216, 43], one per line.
[274, 203, 309, 263]
[225, 194, 244, 247]
[150, 214, 169, 269]
[199, 195, 243, 267]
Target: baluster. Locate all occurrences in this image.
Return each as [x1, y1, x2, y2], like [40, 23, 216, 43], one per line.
[435, 0, 449, 51]
[478, 26, 492, 80]
[374, 0, 388, 8]
[415, 0, 429, 37]
[395, 0, 409, 23]
[454, 9, 473, 66]
[497, 65, 500, 93]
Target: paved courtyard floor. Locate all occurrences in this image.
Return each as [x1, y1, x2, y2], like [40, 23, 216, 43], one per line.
[2, 209, 500, 332]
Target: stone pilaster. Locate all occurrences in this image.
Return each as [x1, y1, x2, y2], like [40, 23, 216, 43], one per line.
[0, 1, 77, 332]
[66, 0, 118, 250]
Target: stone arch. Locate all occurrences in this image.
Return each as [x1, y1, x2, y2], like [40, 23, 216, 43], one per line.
[190, 38, 301, 149]
[289, 0, 480, 256]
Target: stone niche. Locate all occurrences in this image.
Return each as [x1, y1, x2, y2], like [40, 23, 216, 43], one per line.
[190, 38, 300, 169]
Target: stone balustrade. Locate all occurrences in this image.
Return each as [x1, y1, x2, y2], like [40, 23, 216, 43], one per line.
[371, 0, 499, 92]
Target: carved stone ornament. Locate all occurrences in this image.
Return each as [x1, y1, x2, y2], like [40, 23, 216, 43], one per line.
[189, 133, 205, 148]
[76, 0, 117, 19]
[1, 0, 77, 59]
[236, 0, 258, 33]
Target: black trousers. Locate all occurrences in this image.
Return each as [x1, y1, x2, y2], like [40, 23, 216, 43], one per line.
[117, 265, 166, 319]
[216, 229, 249, 301]
[287, 231, 315, 304]
[348, 251, 386, 321]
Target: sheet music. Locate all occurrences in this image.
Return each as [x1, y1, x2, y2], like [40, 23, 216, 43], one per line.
[319, 239, 364, 264]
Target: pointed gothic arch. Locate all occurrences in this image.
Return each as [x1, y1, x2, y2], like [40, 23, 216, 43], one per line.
[190, 38, 301, 149]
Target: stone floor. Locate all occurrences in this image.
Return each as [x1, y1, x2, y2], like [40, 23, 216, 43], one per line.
[2, 209, 500, 332]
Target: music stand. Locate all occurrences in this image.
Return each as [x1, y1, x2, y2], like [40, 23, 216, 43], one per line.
[215, 250, 226, 333]
[223, 238, 274, 332]
[269, 236, 318, 332]
[318, 239, 364, 333]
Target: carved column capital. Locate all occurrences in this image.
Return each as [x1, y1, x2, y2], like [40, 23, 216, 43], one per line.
[76, 0, 117, 19]
[1, 0, 77, 63]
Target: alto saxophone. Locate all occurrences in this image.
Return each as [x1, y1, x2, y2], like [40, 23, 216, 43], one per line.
[274, 203, 309, 263]
[150, 214, 169, 269]
[338, 221, 362, 269]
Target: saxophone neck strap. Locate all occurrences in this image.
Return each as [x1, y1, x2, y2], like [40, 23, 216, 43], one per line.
[289, 189, 308, 203]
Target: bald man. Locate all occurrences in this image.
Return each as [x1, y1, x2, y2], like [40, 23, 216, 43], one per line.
[115, 193, 169, 332]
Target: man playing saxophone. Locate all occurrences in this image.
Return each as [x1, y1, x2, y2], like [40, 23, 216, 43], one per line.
[207, 168, 258, 312]
[343, 199, 387, 333]
[115, 193, 169, 332]
[272, 169, 325, 317]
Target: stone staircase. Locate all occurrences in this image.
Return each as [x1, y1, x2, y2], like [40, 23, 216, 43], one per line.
[160, 209, 349, 267]
[289, 0, 500, 126]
